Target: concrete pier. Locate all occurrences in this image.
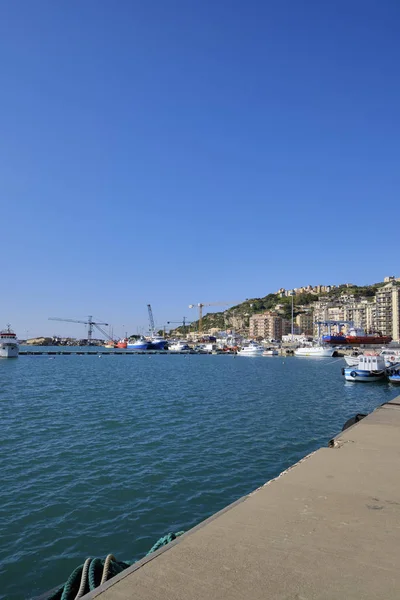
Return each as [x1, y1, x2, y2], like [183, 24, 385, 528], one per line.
[82, 397, 400, 600]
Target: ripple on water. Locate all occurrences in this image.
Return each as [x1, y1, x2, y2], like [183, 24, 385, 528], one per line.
[0, 353, 397, 599]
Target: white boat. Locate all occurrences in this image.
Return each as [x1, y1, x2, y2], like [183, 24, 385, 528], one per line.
[237, 342, 264, 356]
[262, 349, 279, 356]
[380, 349, 400, 367]
[294, 345, 334, 357]
[0, 325, 19, 358]
[343, 354, 386, 382]
[344, 354, 361, 367]
[346, 349, 400, 368]
[169, 341, 190, 352]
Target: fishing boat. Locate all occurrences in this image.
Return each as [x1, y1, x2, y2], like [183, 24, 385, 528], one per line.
[237, 342, 264, 356]
[379, 348, 400, 366]
[387, 367, 400, 384]
[116, 338, 128, 349]
[104, 341, 116, 349]
[346, 349, 400, 368]
[169, 341, 190, 352]
[343, 354, 386, 382]
[148, 335, 168, 350]
[262, 348, 279, 356]
[127, 336, 149, 350]
[0, 325, 19, 358]
[294, 345, 335, 357]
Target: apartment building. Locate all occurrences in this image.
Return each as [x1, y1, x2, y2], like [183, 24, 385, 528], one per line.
[249, 312, 283, 340]
[295, 312, 314, 335]
[312, 297, 377, 335]
[344, 299, 376, 332]
[376, 282, 400, 340]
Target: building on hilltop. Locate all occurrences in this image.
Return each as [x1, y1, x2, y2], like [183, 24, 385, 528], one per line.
[376, 282, 400, 340]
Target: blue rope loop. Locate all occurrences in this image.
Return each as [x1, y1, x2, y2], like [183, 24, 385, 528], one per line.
[45, 531, 185, 600]
[146, 531, 185, 555]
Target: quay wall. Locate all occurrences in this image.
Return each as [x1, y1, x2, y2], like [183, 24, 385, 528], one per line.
[80, 396, 400, 600]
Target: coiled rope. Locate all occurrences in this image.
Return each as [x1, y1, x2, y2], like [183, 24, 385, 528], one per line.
[47, 531, 184, 600]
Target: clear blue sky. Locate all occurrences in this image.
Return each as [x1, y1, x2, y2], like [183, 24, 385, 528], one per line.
[1, 0, 399, 338]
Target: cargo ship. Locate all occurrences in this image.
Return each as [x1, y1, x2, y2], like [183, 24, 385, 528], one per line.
[346, 328, 392, 345]
[322, 328, 392, 345]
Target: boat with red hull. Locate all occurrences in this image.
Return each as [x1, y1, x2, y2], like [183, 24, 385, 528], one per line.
[322, 327, 392, 345]
[345, 334, 392, 345]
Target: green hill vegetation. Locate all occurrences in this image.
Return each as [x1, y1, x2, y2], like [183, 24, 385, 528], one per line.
[171, 281, 386, 335]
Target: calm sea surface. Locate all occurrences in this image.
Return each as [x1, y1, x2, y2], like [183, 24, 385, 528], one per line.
[0, 350, 398, 599]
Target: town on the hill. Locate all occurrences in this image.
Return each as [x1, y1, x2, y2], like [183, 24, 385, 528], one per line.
[182, 275, 400, 343]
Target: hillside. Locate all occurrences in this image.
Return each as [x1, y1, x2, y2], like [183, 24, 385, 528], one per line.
[171, 282, 387, 335]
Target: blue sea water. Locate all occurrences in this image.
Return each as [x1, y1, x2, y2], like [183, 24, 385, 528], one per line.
[0, 352, 397, 599]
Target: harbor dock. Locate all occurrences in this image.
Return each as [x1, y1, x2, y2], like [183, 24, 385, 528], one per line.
[19, 350, 202, 356]
[81, 397, 400, 600]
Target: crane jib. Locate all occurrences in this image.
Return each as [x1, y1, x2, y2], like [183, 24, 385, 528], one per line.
[48, 316, 109, 341]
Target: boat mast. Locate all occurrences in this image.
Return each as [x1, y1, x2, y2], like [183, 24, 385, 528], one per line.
[291, 295, 294, 342]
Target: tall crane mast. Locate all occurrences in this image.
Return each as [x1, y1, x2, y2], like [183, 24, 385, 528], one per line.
[147, 304, 155, 336]
[48, 315, 110, 342]
[188, 301, 242, 335]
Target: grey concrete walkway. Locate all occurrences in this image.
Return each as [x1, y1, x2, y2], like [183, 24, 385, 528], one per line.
[83, 397, 400, 600]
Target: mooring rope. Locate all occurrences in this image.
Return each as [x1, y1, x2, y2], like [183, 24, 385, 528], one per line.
[46, 531, 184, 600]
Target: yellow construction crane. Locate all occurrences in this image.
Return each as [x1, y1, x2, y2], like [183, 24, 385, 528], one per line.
[188, 301, 242, 335]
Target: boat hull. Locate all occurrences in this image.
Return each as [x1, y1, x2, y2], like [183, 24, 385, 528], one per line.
[0, 343, 19, 358]
[322, 335, 346, 344]
[148, 340, 168, 350]
[127, 342, 149, 350]
[346, 336, 392, 345]
[344, 368, 385, 382]
[237, 347, 264, 356]
[387, 367, 400, 383]
[169, 343, 190, 352]
[294, 347, 334, 357]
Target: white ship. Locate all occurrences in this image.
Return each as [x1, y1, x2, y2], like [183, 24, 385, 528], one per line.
[0, 325, 19, 358]
[294, 345, 334, 358]
[169, 341, 190, 352]
[237, 342, 264, 356]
